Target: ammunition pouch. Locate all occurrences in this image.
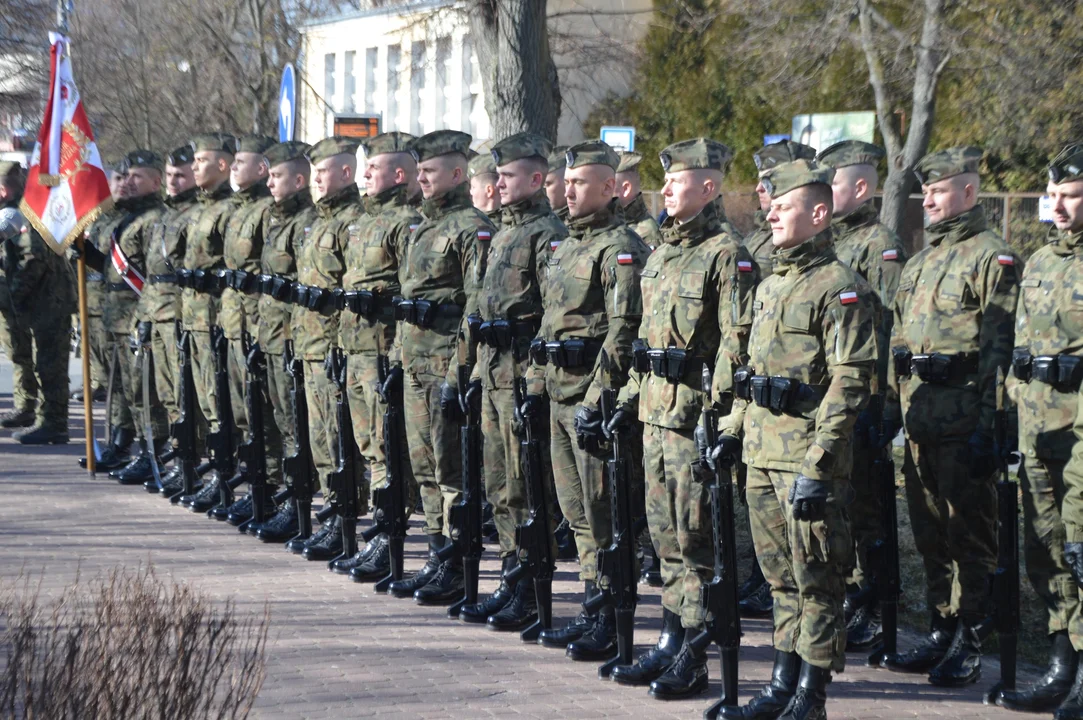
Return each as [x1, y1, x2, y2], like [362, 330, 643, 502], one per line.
[543, 338, 599, 369]
[529, 338, 548, 365]
[290, 282, 309, 307]
[1031, 353, 1083, 392]
[910, 352, 979, 384]
[632, 339, 650, 374]
[643, 345, 700, 383]
[733, 365, 754, 401]
[1012, 347, 1033, 383]
[477, 317, 541, 351]
[892, 347, 913, 379]
[344, 289, 378, 319]
[176, 269, 193, 288]
[748, 374, 824, 412]
[258, 274, 292, 302]
[149, 274, 176, 285]
[393, 296, 462, 328]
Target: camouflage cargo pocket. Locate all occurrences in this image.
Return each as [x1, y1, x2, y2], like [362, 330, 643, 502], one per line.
[688, 459, 712, 532]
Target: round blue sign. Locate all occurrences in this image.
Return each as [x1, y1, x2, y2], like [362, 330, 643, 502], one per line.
[279, 63, 296, 143]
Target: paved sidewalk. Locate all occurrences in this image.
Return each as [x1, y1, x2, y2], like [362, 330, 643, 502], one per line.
[0, 389, 1028, 720]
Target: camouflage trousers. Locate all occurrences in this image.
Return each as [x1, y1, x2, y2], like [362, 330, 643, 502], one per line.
[21, 310, 71, 430]
[549, 399, 611, 582]
[643, 423, 714, 630]
[404, 368, 461, 537]
[303, 357, 341, 504]
[848, 441, 882, 589]
[266, 352, 296, 482]
[226, 337, 250, 439]
[1019, 456, 1081, 642]
[483, 385, 529, 558]
[86, 313, 110, 393]
[748, 466, 852, 671]
[105, 331, 135, 433]
[152, 322, 179, 424]
[134, 338, 170, 442]
[188, 330, 220, 432]
[0, 303, 37, 412]
[226, 337, 283, 486]
[903, 437, 997, 624]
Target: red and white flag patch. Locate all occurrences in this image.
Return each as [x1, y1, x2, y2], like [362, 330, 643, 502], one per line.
[882, 249, 899, 261]
[478, 230, 491, 241]
[409, 223, 419, 232]
[550, 240, 562, 252]
[737, 260, 753, 273]
[998, 254, 1014, 266]
[839, 290, 859, 305]
[617, 252, 634, 265]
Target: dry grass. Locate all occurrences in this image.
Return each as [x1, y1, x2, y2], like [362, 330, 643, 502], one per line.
[0, 565, 269, 720]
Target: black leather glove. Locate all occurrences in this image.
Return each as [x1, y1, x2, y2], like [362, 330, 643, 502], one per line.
[788, 474, 829, 522]
[1066, 543, 1083, 588]
[603, 408, 631, 439]
[440, 381, 463, 421]
[968, 430, 997, 478]
[461, 378, 482, 415]
[574, 404, 605, 450]
[377, 365, 403, 403]
[520, 394, 545, 420]
[711, 434, 742, 469]
[878, 416, 903, 450]
[137, 321, 153, 345]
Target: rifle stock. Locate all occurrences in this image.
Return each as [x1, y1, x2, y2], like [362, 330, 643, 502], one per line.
[236, 340, 269, 533]
[206, 325, 238, 513]
[326, 347, 359, 570]
[372, 354, 409, 592]
[283, 341, 314, 541]
[442, 364, 484, 618]
[169, 326, 200, 498]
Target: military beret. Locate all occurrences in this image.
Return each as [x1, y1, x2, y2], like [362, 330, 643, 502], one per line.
[548, 145, 569, 173]
[565, 140, 619, 171]
[914, 146, 982, 184]
[467, 153, 497, 179]
[1048, 143, 1083, 185]
[616, 152, 643, 174]
[659, 138, 733, 173]
[190, 132, 236, 155]
[492, 132, 552, 167]
[235, 134, 276, 155]
[121, 150, 163, 172]
[0, 160, 22, 178]
[761, 159, 835, 199]
[408, 130, 473, 163]
[815, 140, 885, 169]
[753, 140, 816, 172]
[361, 131, 415, 158]
[306, 136, 361, 165]
[166, 144, 194, 167]
[264, 141, 311, 168]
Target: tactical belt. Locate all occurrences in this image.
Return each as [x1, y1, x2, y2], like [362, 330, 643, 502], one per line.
[291, 282, 334, 313]
[469, 314, 541, 351]
[393, 296, 463, 328]
[175, 268, 225, 295]
[733, 366, 826, 412]
[1012, 348, 1083, 391]
[106, 282, 136, 292]
[340, 289, 394, 319]
[86, 272, 105, 283]
[892, 348, 979, 384]
[149, 274, 176, 284]
[530, 337, 603, 369]
[217, 268, 260, 295]
[631, 339, 705, 384]
[257, 273, 295, 302]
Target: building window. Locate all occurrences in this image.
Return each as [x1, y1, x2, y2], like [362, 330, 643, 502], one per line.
[435, 36, 451, 130]
[461, 35, 480, 137]
[410, 41, 427, 136]
[365, 47, 378, 114]
[343, 50, 356, 113]
[324, 52, 336, 126]
[387, 45, 401, 131]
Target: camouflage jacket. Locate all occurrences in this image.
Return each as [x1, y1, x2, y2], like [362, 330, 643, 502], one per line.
[181, 182, 234, 332]
[139, 187, 199, 324]
[554, 204, 570, 224]
[623, 193, 662, 250]
[1009, 227, 1083, 462]
[290, 183, 361, 362]
[887, 206, 1021, 441]
[526, 198, 650, 408]
[258, 188, 315, 355]
[82, 209, 120, 318]
[221, 182, 274, 341]
[720, 231, 876, 481]
[5, 220, 77, 320]
[339, 184, 418, 357]
[478, 191, 566, 390]
[0, 203, 21, 312]
[103, 193, 167, 333]
[743, 210, 774, 278]
[397, 181, 495, 378]
[831, 201, 908, 390]
[618, 201, 759, 430]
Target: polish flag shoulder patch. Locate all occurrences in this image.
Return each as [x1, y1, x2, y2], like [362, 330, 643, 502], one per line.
[998, 254, 1015, 266]
[477, 230, 492, 241]
[737, 260, 754, 272]
[839, 290, 859, 305]
[550, 239, 562, 251]
[408, 223, 419, 232]
[617, 252, 635, 265]
[882, 249, 899, 261]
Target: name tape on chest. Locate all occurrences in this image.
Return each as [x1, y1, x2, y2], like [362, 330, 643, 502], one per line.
[839, 290, 859, 305]
[617, 252, 634, 265]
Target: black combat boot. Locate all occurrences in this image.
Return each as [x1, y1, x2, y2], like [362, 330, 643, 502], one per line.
[285, 506, 334, 554]
[640, 546, 663, 587]
[301, 515, 343, 561]
[1055, 653, 1083, 720]
[350, 535, 392, 582]
[927, 620, 982, 687]
[208, 473, 243, 520]
[255, 502, 299, 543]
[843, 582, 870, 625]
[0, 405, 36, 429]
[80, 427, 134, 470]
[566, 607, 617, 661]
[330, 534, 382, 574]
[999, 631, 1077, 712]
[486, 576, 538, 631]
[14, 424, 69, 445]
[739, 558, 767, 601]
[846, 598, 882, 651]
[648, 638, 709, 699]
[414, 558, 465, 605]
[554, 517, 578, 561]
[719, 650, 801, 719]
[739, 580, 774, 619]
[538, 582, 597, 648]
[883, 612, 956, 674]
[151, 465, 182, 494]
[182, 475, 222, 512]
[460, 556, 515, 623]
[227, 490, 277, 527]
[610, 609, 684, 686]
[778, 662, 829, 720]
[388, 535, 444, 598]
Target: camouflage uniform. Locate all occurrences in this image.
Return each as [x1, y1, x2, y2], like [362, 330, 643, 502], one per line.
[720, 161, 876, 671]
[617, 138, 758, 628]
[622, 194, 662, 250]
[81, 210, 115, 393]
[398, 131, 495, 537]
[887, 151, 1021, 626]
[0, 201, 37, 415]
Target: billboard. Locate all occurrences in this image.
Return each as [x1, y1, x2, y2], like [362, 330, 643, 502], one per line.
[790, 112, 877, 152]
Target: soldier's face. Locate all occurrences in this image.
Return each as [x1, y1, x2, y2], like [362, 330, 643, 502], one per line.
[565, 165, 615, 219]
[469, 175, 499, 213]
[768, 188, 828, 249]
[545, 170, 566, 209]
[831, 167, 862, 217]
[125, 167, 161, 198]
[662, 169, 712, 222]
[268, 162, 306, 203]
[109, 171, 128, 200]
[1047, 180, 1083, 233]
[418, 156, 464, 199]
[313, 155, 355, 199]
[497, 159, 542, 207]
[165, 164, 195, 197]
[231, 152, 268, 191]
[921, 175, 976, 225]
[364, 154, 404, 196]
[193, 150, 230, 190]
[755, 171, 772, 212]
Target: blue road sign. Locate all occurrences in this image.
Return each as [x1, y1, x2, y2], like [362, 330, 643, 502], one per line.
[600, 126, 635, 152]
[279, 63, 296, 143]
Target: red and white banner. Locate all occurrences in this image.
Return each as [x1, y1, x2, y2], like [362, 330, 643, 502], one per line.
[20, 33, 111, 256]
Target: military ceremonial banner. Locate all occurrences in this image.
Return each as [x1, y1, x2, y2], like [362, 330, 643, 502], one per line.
[20, 33, 111, 256]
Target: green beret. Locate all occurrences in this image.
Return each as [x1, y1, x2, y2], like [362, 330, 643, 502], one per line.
[121, 150, 163, 172]
[914, 146, 982, 184]
[815, 140, 885, 169]
[761, 160, 835, 199]
[306, 136, 361, 165]
[491, 132, 552, 167]
[408, 130, 472, 163]
[166, 145, 194, 167]
[190, 132, 236, 155]
[235, 134, 276, 155]
[362, 131, 415, 158]
[659, 138, 733, 173]
[616, 152, 642, 174]
[467, 153, 497, 179]
[548, 145, 569, 173]
[565, 140, 619, 170]
[753, 140, 816, 172]
[1048, 143, 1083, 185]
[264, 141, 311, 168]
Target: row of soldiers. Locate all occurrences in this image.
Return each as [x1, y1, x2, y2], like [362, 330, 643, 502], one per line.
[5, 125, 1083, 718]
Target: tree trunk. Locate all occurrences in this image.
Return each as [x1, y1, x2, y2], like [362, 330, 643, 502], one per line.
[467, 0, 561, 141]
